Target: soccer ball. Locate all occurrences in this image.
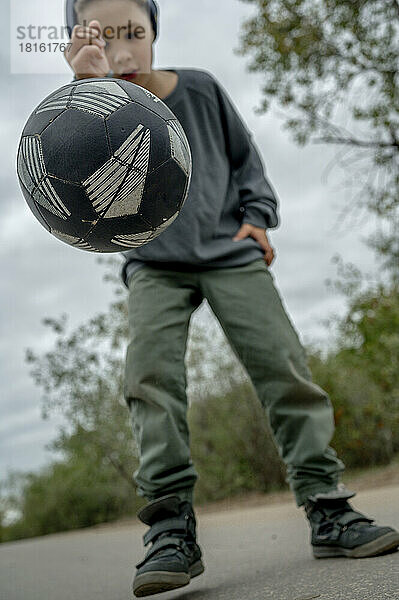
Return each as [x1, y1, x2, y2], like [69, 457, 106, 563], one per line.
[16, 78, 192, 252]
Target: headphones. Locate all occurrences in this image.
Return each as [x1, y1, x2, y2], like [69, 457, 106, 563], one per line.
[65, 0, 159, 41]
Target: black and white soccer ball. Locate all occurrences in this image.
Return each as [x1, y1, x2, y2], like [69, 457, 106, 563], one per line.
[16, 78, 192, 252]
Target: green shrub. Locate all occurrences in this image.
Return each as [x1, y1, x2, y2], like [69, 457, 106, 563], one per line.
[189, 382, 287, 503]
[309, 352, 396, 467]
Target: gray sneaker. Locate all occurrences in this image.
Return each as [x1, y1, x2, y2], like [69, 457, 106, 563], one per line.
[304, 487, 399, 558]
[132, 494, 205, 597]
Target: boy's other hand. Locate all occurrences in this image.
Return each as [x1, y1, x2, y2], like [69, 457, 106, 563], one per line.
[233, 224, 275, 266]
[64, 20, 110, 80]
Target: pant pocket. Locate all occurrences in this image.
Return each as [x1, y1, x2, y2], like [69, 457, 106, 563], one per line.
[127, 265, 149, 290]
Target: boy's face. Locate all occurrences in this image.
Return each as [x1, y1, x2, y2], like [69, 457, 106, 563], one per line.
[80, 0, 154, 82]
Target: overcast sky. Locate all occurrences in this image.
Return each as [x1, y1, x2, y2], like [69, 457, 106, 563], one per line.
[1, 0, 380, 483]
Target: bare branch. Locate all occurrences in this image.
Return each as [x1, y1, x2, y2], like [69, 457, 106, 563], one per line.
[313, 136, 399, 149]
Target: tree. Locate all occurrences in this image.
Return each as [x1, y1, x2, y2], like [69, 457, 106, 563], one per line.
[236, 3, 399, 468]
[325, 255, 399, 418]
[186, 301, 248, 403]
[308, 253, 399, 466]
[237, 0, 398, 278]
[24, 256, 138, 485]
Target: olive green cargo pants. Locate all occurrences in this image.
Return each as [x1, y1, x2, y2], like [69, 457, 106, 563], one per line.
[124, 258, 345, 508]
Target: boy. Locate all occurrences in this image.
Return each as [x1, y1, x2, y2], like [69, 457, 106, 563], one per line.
[65, 0, 399, 596]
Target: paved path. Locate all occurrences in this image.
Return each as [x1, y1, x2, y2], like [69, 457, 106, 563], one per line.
[1, 485, 398, 599]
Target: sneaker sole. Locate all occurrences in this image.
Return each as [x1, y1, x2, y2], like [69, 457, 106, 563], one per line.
[312, 531, 399, 558]
[133, 571, 190, 597]
[190, 558, 205, 577]
[132, 559, 205, 597]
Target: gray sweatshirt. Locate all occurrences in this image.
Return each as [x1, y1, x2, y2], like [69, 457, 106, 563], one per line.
[116, 68, 280, 287]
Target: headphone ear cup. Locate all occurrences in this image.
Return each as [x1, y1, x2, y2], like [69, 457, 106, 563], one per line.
[148, 0, 159, 41]
[65, 0, 78, 38]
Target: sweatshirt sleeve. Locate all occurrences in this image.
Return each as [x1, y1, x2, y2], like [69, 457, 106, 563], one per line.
[212, 76, 279, 230]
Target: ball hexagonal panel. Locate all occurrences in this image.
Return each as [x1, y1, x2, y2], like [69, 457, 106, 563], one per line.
[41, 109, 110, 183]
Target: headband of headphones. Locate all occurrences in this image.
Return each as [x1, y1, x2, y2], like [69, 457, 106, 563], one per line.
[65, 0, 159, 41]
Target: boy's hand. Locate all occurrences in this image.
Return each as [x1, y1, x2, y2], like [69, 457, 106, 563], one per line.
[233, 224, 275, 266]
[64, 20, 110, 79]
